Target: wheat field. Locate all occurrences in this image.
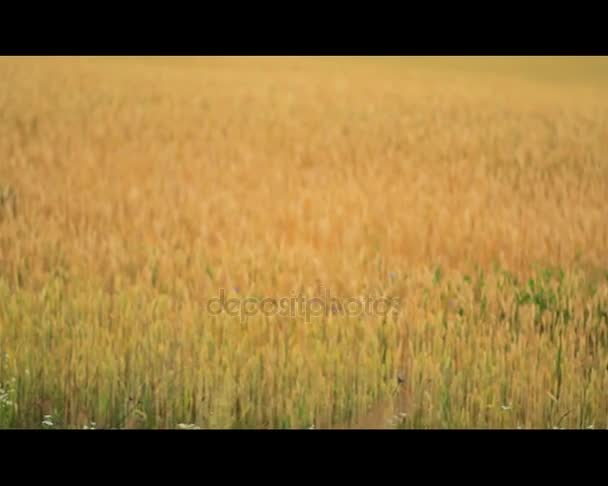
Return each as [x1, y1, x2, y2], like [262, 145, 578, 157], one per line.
[1, 56, 608, 429]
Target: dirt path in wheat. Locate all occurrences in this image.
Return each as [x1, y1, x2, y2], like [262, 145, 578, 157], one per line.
[331, 387, 409, 429]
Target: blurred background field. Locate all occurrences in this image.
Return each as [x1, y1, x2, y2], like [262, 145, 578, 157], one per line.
[1, 56, 607, 429]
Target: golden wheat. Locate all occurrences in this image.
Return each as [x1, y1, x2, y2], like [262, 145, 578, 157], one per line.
[1, 56, 607, 428]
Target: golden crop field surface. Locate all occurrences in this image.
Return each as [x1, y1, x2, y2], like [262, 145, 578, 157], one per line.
[1, 56, 608, 429]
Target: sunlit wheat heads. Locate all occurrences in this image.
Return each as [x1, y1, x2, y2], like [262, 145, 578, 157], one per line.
[1, 56, 607, 428]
